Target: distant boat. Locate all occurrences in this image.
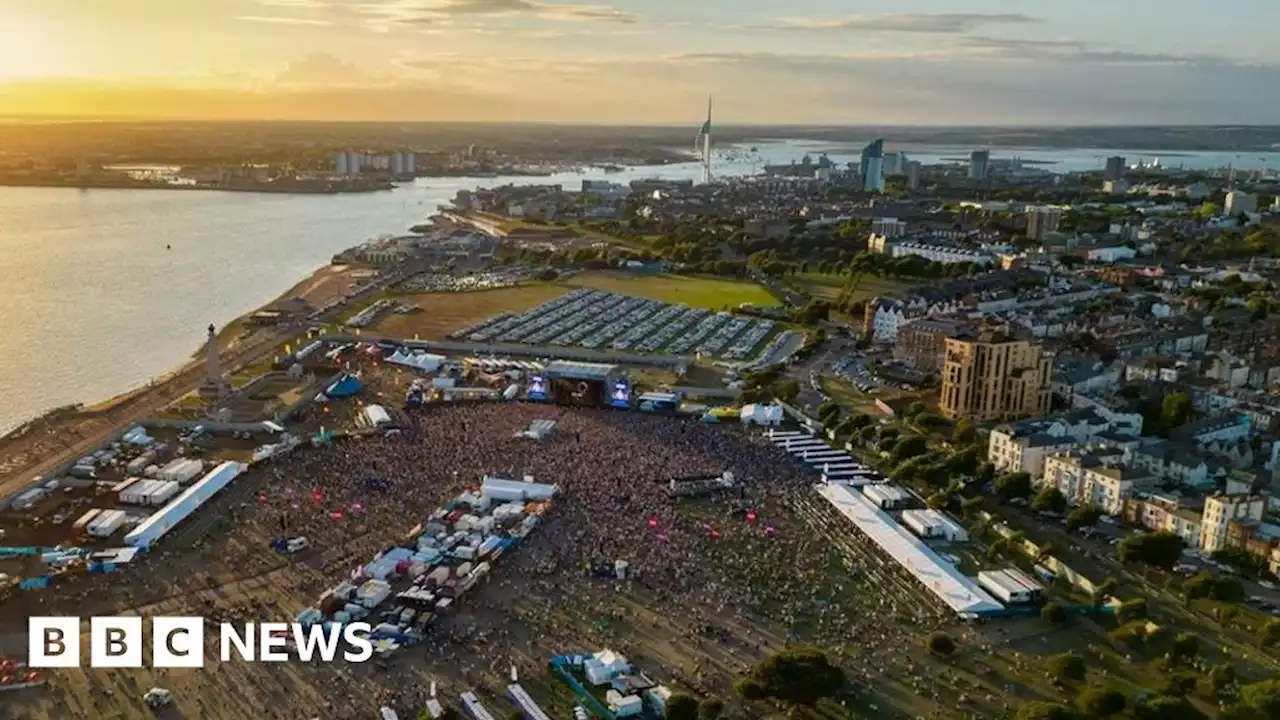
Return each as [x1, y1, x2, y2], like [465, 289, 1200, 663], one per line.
[165, 244, 171, 250]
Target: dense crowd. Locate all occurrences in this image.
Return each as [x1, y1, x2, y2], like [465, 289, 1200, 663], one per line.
[15, 402, 985, 719]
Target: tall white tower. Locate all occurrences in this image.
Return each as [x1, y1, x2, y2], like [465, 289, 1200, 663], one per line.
[696, 95, 713, 184]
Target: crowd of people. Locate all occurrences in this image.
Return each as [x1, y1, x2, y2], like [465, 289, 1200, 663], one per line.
[11, 401, 995, 719]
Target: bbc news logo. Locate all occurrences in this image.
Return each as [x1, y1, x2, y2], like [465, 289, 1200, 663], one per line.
[29, 617, 374, 668]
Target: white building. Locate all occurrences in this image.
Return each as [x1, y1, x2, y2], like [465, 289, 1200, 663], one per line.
[1086, 245, 1137, 263]
[900, 508, 969, 542]
[977, 568, 1043, 605]
[884, 241, 995, 266]
[871, 218, 907, 238]
[1225, 191, 1257, 216]
[1041, 451, 1146, 516]
[987, 422, 1080, 478]
[867, 299, 907, 343]
[1200, 493, 1266, 553]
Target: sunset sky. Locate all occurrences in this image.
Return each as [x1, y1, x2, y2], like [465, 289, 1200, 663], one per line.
[2, 0, 1279, 123]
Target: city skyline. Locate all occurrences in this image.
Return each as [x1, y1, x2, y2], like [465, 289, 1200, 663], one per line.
[3, 0, 1280, 123]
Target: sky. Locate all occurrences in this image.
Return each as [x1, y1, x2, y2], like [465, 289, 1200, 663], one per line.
[2, 0, 1279, 124]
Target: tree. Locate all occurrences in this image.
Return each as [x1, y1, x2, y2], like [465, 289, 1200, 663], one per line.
[1014, 701, 1075, 720]
[1238, 679, 1280, 718]
[665, 694, 700, 720]
[1048, 651, 1086, 682]
[1161, 392, 1192, 430]
[890, 434, 929, 464]
[976, 461, 996, 483]
[1262, 618, 1280, 648]
[1041, 602, 1067, 624]
[507, 711, 525, 720]
[1076, 685, 1126, 717]
[1134, 695, 1202, 720]
[953, 418, 977, 445]
[1205, 663, 1237, 700]
[698, 697, 724, 720]
[1183, 571, 1217, 601]
[1170, 633, 1199, 665]
[1116, 598, 1148, 624]
[995, 471, 1033, 501]
[1033, 487, 1068, 513]
[1091, 577, 1117, 606]
[928, 632, 956, 656]
[437, 709, 461, 720]
[734, 678, 766, 701]
[1118, 532, 1184, 571]
[744, 646, 845, 707]
[1066, 505, 1103, 531]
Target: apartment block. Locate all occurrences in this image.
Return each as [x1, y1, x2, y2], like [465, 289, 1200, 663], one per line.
[940, 328, 1052, 422]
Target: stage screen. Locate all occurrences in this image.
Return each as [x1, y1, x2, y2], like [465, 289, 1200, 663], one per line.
[527, 375, 549, 401]
[609, 378, 632, 409]
[551, 377, 604, 406]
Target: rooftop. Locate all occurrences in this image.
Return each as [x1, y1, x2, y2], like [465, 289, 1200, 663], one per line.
[816, 483, 1002, 616]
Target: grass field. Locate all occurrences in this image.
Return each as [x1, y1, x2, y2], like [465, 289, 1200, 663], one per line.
[374, 284, 570, 339]
[564, 272, 778, 309]
[796, 272, 916, 302]
[371, 271, 779, 340]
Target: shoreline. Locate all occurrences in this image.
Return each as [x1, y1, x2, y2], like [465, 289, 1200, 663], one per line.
[0, 177, 394, 195]
[0, 261, 363, 491]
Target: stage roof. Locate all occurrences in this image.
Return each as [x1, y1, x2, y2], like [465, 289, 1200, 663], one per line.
[816, 483, 1003, 615]
[544, 360, 619, 380]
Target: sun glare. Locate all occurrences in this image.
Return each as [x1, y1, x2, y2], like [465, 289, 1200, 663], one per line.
[0, 14, 61, 80]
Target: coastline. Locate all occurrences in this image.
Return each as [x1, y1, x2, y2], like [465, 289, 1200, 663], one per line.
[0, 177, 394, 195]
[0, 260, 360, 491]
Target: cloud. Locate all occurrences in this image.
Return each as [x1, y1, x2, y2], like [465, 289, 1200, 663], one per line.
[959, 37, 1233, 66]
[235, 15, 334, 26]
[274, 53, 374, 85]
[278, 0, 638, 26]
[754, 12, 1038, 33]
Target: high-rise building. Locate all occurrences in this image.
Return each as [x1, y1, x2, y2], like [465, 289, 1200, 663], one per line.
[1104, 156, 1127, 181]
[1225, 191, 1257, 216]
[905, 161, 921, 190]
[968, 150, 990, 181]
[1025, 206, 1063, 241]
[882, 152, 906, 176]
[860, 139, 885, 193]
[940, 328, 1052, 422]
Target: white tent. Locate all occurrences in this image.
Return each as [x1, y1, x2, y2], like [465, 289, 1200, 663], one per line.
[740, 404, 784, 426]
[386, 349, 445, 374]
[362, 405, 392, 427]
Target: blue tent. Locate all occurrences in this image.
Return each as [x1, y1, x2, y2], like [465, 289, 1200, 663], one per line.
[326, 374, 363, 398]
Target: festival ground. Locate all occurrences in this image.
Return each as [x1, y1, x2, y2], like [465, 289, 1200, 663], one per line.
[0, 404, 1035, 720]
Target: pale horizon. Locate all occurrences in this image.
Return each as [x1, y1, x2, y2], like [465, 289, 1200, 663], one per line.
[3, 0, 1280, 124]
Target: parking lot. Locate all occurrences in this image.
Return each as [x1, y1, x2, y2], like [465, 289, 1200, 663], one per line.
[453, 289, 778, 360]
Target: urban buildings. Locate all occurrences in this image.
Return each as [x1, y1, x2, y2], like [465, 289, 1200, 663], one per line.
[1201, 492, 1267, 553]
[1025, 206, 1063, 241]
[860, 139, 885, 193]
[1225, 190, 1257, 216]
[1104, 156, 1127, 181]
[874, 241, 995, 266]
[1042, 451, 1147, 516]
[939, 328, 1052, 422]
[968, 150, 990, 182]
[870, 218, 907, 238]
[895, 318, 970, 373]
[390, 151, 417, 177]
[905, 161, 921, 190]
